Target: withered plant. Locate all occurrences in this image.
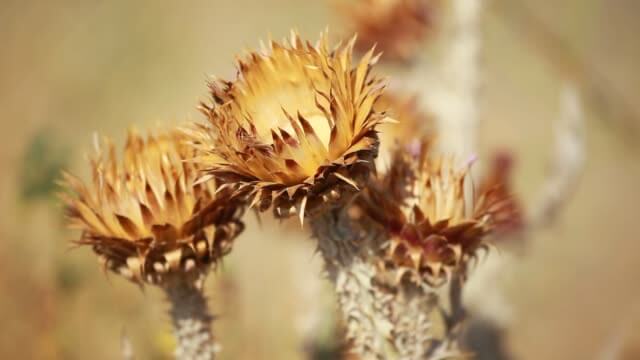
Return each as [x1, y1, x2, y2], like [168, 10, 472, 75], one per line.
[61, 0, 584, 353]
[187, 30, 518, 359]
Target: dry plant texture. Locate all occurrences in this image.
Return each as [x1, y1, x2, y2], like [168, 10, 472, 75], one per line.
[0, 1, 639, 360]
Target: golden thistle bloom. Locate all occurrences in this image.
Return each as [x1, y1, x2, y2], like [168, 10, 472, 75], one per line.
[339, 0, 438, 62]
[60, 130, 245, 285]
[362, 140, 518, 285]
[191, 31, 390, 222]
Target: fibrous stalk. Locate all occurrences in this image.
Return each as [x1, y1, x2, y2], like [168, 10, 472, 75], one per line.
[311, 206, 454, 359]
[163, 273, 218, 360]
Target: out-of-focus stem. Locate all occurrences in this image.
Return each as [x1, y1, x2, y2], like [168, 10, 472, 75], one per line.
[445, 0, 482, 156]
[492, 0, 640, 141]
[163, 274, 218, 360]
[531, 81, 585, 227]
[120, 329, 134, 360]
[424, 0, 483, 158]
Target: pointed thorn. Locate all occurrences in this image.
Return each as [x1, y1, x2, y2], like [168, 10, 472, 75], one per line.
[299, 196, 307, 227]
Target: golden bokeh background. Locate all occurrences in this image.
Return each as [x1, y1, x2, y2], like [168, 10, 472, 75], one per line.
[1, 0, 639, 359]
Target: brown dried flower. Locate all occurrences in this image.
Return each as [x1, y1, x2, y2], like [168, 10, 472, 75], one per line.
[60, 130, 245, 285]
[190, 31, 391, 223]
[361, 140, 518, 285]
[339, 0, 438, 62]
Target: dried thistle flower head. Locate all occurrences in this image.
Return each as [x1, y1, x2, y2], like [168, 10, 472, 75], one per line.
[60, 130, 245, 285]
[375, 92, 434, 164]
[362, 140, 518, 285]
[339, 0, 438, 62]
[191, 31, 391, 222]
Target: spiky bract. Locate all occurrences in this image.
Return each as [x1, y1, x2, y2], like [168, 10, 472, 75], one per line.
[61, 130, 244, 285]
[191, 31, 390, 222]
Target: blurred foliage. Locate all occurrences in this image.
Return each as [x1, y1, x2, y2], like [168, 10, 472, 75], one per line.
[55, 259, 84, 294]
[19, 129, 68, 203]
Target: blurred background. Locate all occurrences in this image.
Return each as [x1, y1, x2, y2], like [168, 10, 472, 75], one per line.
[1, 0, 639, 359]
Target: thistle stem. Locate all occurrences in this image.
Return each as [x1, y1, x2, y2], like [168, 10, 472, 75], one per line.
[310, 208, 437, 359]
[311, 209, 395, 359]
[163, 275, 218, 360]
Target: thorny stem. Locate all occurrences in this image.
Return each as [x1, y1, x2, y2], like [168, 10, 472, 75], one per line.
[163, 274, 218, 360]
[310, 208, 398, 359]
[310, 207, 442, 360]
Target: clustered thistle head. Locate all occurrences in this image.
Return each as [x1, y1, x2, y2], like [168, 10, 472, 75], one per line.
[190, 31, 391, 222]
[361, 140, 519, 285]
[60, 130, 245, 285]
[340, 0, 438, 62]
